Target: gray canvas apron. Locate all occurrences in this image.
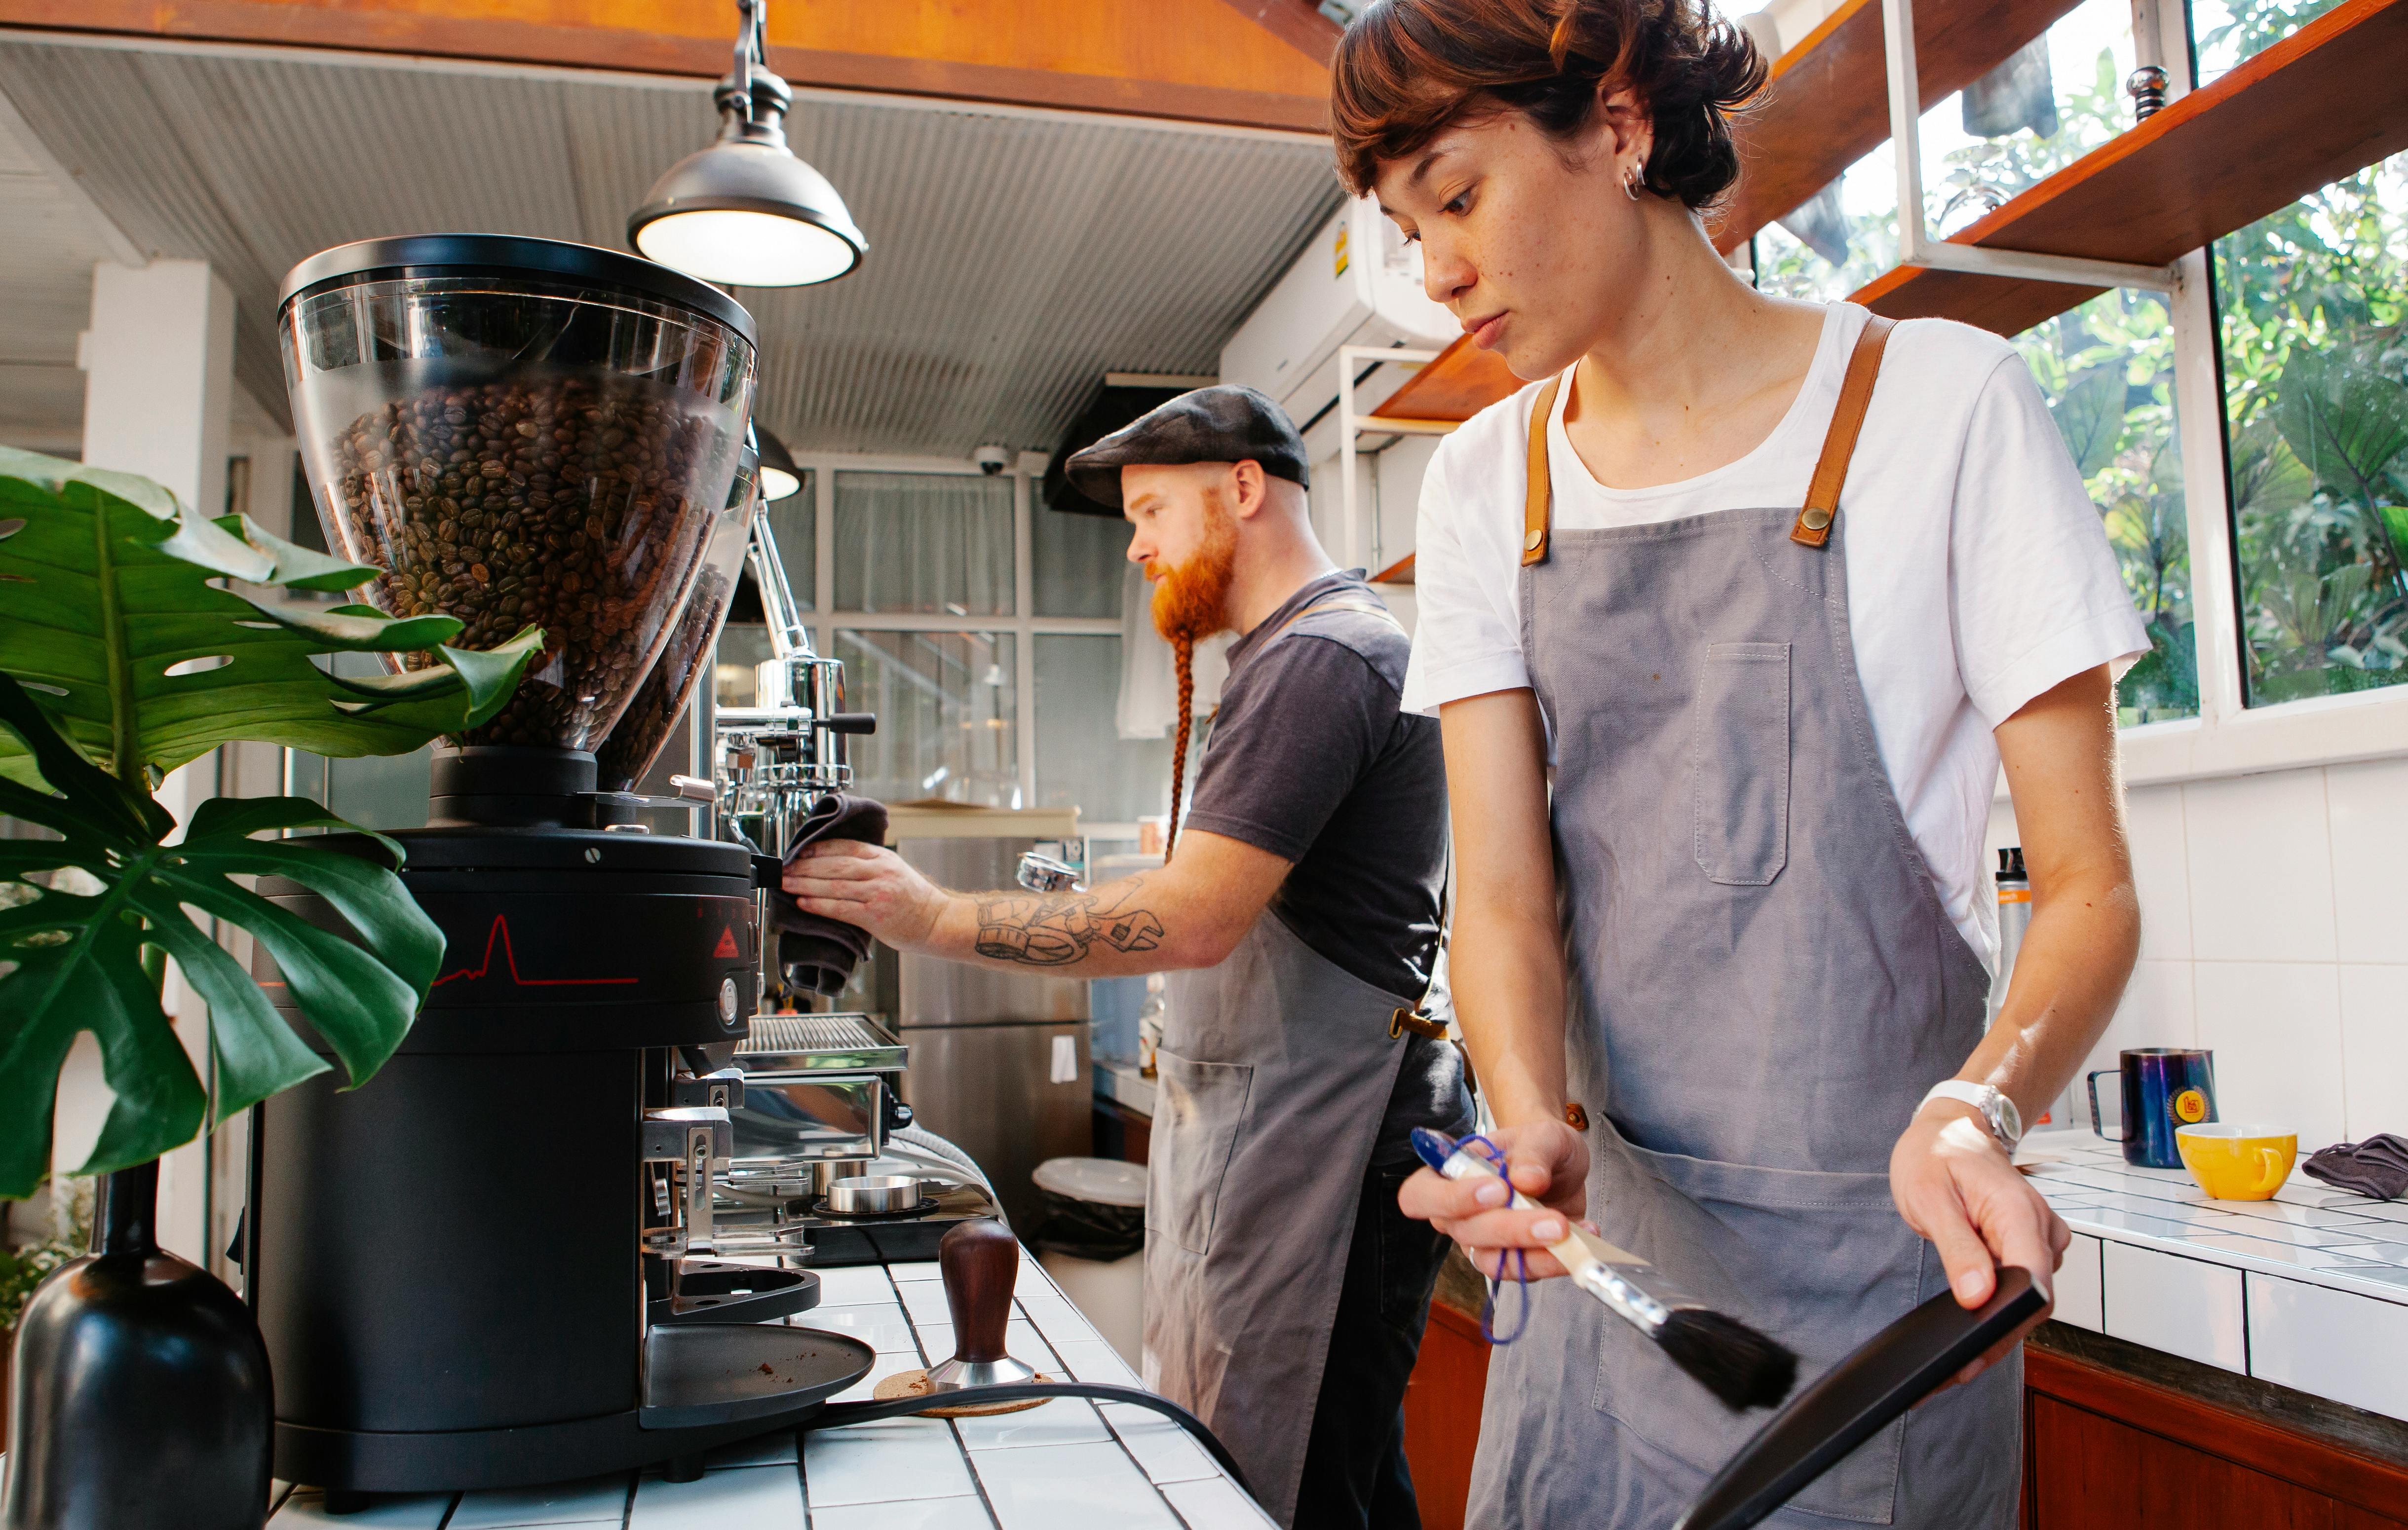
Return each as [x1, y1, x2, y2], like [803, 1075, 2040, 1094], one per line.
[1466, 314, 2023, 1529]
[1143, 594, 1440, 1530]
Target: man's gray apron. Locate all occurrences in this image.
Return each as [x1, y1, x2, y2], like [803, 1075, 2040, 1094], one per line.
[1467, 313, 2022, 1529]
[1142, 594, 1437, 1530]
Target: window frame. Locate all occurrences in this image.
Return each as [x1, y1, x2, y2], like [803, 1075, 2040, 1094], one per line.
[775, 450, 1130, 829]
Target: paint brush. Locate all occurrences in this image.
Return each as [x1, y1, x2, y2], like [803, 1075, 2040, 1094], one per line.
[1412, 1127, 1798, 1412]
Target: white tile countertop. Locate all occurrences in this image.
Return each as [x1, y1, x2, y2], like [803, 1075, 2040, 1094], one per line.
[2019, 1127, 2408, 1421]
[264, 1245, 1269, 1530]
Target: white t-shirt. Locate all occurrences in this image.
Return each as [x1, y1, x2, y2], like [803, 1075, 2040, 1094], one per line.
[1400, 304, 2146, 970]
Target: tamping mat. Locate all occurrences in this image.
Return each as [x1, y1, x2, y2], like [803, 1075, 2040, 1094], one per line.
[873, 1369, 1058, 1417]
[1674, 1267, 2049, 1530]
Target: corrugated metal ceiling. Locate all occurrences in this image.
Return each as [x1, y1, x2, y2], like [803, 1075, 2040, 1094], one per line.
[0, 37, 1343, 458]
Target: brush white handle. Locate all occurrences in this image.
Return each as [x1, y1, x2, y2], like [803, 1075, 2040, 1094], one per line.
[1434, 1147, 1645, 1274]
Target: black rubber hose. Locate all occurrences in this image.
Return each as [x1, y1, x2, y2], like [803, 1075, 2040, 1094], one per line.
[803, 1381, 1250, 1497]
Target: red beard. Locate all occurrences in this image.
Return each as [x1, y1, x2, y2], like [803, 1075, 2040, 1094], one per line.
[1149, 495, 1239, 647]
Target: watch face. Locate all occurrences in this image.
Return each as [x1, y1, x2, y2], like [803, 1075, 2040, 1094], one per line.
[1995, 1094, 2024, 1143]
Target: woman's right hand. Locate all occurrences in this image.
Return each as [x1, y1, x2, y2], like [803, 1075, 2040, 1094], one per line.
[1397, 1119, 1591, 1280]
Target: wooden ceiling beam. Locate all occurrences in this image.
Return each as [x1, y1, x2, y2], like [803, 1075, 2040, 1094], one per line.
[0, 0, 1340, 132]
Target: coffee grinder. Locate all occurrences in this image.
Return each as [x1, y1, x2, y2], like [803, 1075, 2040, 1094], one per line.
[246, 235, 875, 1496]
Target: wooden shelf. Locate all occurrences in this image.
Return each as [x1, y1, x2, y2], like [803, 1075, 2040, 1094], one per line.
[1371, 552, 1415, 586]
[1372, 335, 1521, 422]
[1713, 0, 2082, 254]
[1854, 0, 2408, 334]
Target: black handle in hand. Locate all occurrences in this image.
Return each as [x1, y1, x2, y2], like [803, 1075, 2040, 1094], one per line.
[820, 712, 877, 736]
[938, 1218, 1017, 1364]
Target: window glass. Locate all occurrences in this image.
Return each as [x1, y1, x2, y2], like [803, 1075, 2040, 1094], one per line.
[1033, 635, 1169, 822]
[2218, 152, 2408, 707]
[833, 472, 1011, 615]
[1753, 0, 2141, 301]
[835, 630, 1018, 806]
[1032, 507, 1130, 619]
[2191, 0, 2347, 85]
[2013, 290, 2196, 723]
[758, 468, 813, 612]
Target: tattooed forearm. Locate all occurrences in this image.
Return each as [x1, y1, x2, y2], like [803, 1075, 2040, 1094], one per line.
[973, 876, 1166, 967]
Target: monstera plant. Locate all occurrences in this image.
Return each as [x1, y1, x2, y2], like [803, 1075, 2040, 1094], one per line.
[0, 445, 543, 1530]
[0, 444, 543, 1195]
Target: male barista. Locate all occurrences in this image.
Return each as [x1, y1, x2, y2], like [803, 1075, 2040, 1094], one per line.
[782, 387, 1470, 1530]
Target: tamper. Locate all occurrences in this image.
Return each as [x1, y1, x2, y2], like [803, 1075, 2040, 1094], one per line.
[925, 1218, 1040, 1391]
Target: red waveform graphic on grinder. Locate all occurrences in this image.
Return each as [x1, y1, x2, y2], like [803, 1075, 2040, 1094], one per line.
[430, 915, 641, 989]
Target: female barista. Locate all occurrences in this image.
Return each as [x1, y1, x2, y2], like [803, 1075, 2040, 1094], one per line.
[1330, 2, 2142, 1525]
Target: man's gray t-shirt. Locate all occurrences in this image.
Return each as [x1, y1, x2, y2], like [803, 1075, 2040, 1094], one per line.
[1181, 570, 1472, 1165]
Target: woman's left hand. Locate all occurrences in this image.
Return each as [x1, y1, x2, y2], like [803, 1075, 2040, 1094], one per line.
[1890, 1105, 2070, 1387]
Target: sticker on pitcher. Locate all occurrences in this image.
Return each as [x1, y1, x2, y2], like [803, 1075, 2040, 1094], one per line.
[2174, 1087, 2209, 1123]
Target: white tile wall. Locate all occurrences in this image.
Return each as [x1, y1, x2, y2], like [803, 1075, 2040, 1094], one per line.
[1991, 756, 2408, 1153]
[2338, 965, 2408, 1142]
[2193, 961, 2348, 1149]
[2183, 771, 2337, 964]
[2101, 1241, 2247, 1372]
[2123, 784, 2192, 961]
[2327, 757, 2408, 965]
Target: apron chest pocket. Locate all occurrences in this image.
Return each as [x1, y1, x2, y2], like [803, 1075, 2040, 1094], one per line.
[1692, 642, 1792, 886]
[1146, 1052, 1254, 1256]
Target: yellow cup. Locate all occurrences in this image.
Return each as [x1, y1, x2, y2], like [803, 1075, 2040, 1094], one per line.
[2177, 1122, 2298, 1200]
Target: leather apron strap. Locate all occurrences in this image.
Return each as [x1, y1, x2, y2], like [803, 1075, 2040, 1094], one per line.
[1518, 313, 1899, 561]
[1791, 313, 1896, 546]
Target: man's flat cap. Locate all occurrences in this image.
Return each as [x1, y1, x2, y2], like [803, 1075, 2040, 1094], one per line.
[1065, 385, 1308, 510]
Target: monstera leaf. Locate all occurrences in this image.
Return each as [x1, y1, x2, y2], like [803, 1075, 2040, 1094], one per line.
[0, 445, 543, 789]
[2274, 350, 2408, 506]
[2052, 369, 2127, 482]
[0, 674, 444, 1196]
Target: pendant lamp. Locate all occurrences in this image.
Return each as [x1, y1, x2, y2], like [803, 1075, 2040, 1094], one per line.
[756, 426, 804, 502]
[629, 0, 865, 287]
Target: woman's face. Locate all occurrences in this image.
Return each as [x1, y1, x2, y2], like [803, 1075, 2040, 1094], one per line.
[1372, 97, 1649, 381]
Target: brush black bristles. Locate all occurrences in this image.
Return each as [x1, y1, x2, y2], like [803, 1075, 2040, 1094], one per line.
[1657, 1309, 1799, 1412]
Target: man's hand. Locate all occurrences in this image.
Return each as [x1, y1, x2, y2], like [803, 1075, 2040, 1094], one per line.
[1397, 1119, 1591, 1280]
[1891, 1104, 2069, 1387]
[781, 841, 948, 952]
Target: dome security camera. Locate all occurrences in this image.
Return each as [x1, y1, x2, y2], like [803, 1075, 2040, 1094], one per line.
[973, 445, 1010, 476]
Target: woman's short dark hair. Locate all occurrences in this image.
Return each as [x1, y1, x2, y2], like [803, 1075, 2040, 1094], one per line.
[1329, 0, 1767, 209]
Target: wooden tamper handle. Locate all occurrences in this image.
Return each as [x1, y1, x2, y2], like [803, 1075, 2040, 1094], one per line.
[939, 1217, 1017, 1363]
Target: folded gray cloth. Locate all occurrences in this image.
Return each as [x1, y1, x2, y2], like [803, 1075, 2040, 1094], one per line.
[2303, 1134, 2408, 1201]
[774, 793, 889, 996]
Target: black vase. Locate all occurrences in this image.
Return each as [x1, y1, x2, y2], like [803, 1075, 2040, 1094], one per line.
[2, 1161, 273, 1530]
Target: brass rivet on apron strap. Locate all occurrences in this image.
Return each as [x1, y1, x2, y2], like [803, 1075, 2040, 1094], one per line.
[1799, 507, 1832, 531]
[1565, 1102, 1589, 1131]
[1524, 528, 1544, 552]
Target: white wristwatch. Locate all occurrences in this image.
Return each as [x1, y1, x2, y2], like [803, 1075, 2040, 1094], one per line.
[1920, 1081, 2024, 1150]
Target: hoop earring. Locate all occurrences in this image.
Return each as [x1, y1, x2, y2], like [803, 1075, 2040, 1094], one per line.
[1624, 161, 1645, 200]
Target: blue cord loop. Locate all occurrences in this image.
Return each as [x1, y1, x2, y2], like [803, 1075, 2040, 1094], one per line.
[1458, 1132, 1530, 1345]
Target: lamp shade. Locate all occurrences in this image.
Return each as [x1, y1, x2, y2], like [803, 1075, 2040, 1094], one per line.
[629, 72, 865, 288]
[755, 426, 803, 502]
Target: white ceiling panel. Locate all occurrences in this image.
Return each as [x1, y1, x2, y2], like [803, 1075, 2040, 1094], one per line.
[0, 37, 1343, 461]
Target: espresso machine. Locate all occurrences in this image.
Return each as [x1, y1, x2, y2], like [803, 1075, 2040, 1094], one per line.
[246, 235, 878, 1496]
[701, 504, 1005, 1262]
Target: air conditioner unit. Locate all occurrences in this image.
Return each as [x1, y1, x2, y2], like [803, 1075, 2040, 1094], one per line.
[1219, 196, 1457, 433]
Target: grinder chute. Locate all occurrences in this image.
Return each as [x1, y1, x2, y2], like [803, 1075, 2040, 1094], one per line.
[250, 235, 876, 1497]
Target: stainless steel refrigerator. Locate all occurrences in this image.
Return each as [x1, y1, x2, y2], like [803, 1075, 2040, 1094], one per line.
[888, 827, 1091, 1230]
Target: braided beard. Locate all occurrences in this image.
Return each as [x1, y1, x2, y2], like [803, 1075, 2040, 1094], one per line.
[1148, 497, 1237, 858]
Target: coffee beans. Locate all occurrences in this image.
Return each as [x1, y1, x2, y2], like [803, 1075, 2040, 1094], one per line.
[594, 563, 732, 791]
[328, 378, 727, 750]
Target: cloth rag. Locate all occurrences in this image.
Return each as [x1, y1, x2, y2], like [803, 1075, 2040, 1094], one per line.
[774, 793, 889, 996]
[2303, 1133, 2408, 1201]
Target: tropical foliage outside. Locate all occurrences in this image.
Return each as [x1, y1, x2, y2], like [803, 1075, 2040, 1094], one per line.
[1752, 0, 2404, 722]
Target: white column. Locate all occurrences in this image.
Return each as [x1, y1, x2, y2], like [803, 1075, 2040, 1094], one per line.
[66, 258, 238, 1266]
[81, 258, 236, 513]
